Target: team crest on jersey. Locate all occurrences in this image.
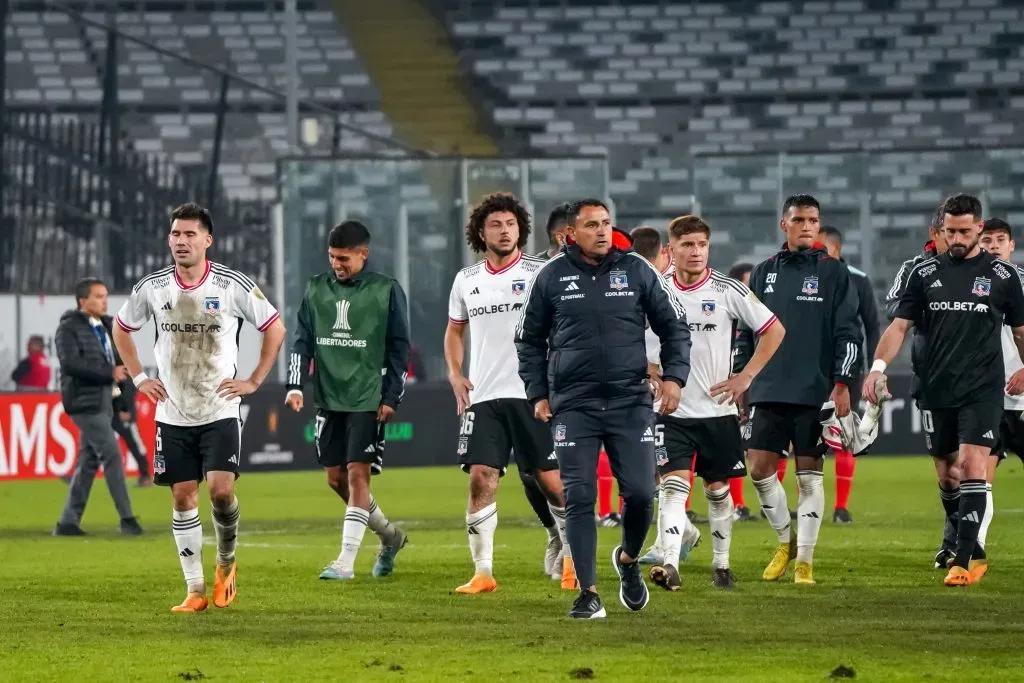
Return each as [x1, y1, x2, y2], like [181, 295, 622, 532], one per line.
[701, 300, 716, 316]
[801, 276, 819, 295]
[554, 424, 567, 441]
[610, 271, 628, 290]
[457, 436, 468, 455]
[203, 297, 220, 315]
[512, 279, 526, 295]
[972, 277, 991, 297]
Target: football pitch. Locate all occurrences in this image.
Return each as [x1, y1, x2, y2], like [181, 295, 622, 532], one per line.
[2, 457, 1024, 682]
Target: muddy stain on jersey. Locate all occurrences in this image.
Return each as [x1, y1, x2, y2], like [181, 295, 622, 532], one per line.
[167, 293, 224, 423]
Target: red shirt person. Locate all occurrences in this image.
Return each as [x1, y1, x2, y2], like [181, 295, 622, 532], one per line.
[11, 335, 52, 390]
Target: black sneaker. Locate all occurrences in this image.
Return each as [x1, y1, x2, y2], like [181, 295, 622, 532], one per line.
[712, 567, 737, 590]
[120, 517, 145, 536]
[686, 510, 708, 525]
[733, 505, 756, 522]
[568, 589, 606, 619]
[934, 548, 955, 570]
[597, 512, 621, 528]
[649, 564, 681, 592]
[52, 523, 86, 537]
[832, 508, 853, 525]
[612, 545, 650, 611]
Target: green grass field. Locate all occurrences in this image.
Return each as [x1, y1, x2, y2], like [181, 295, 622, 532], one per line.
[2, 457, 1024, 682]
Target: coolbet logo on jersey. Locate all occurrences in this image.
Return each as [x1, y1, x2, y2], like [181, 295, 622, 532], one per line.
[929, 301, 986, 312]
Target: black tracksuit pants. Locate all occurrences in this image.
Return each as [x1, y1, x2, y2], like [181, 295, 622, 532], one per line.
[552, 404, 656, 589]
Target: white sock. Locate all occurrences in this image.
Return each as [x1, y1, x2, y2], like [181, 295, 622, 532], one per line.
[211, 497, 239, 567]
[978, 484, 994, 551]
[336, 506, 369, 573]
[548, 504, 570, 556]
[172, 508, 205, 594]
[659, 475, 691, 568]
[367, 496, 398, 545]
[466, 503, 498, 576]
[705, 486, 734, 569]
[653, 482, 665, 551]
[796, 470, 825, 564]
[753, 474, 792, 543]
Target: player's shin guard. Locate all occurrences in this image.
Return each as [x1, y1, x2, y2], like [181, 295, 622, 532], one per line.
[211, 497, 239, 567]
[367, 496, 399, 545]
[337, 506, 370, 573]
[753, 474, 791, 542]
[466, 503, 498, 576]
[953, 480, 987, 569]
[705, 486, 733, 569]
[976, 484, 993, 556]
[172, 508, 205, 593]
[658, 475, 690, 568]
[795, 470, 825, 564]
[834, 449, 855, 510]
[939, 484, 961, 550]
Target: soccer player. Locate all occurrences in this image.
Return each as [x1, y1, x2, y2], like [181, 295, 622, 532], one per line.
[820, 226, 880, 524]
[112, 202, 286, 612]
[738, 194, 862, 585]
[726, 262, 757, 522]
[976, 217, 1024, 567]
[285, 220, 411, 581]
[649, 216, 785, 591]
[517, 199, 690, 619]
[538, 202, 573, 260]
[445, 192, 574, 593]
[884, 205, 958, 569]
[864, 193, 1024, 587]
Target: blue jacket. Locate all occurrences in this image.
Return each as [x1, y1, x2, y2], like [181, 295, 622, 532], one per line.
[515, 245, 691, 415]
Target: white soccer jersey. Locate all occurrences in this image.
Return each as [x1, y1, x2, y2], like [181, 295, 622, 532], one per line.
[649, 268, 777, 419]
[448, 252, 543, 405]
[1001, 326, 1024, 410]
[116, 261, 280, 427]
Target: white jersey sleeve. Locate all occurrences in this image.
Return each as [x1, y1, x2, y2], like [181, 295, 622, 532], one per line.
[728, 282, 776, 335]
[229, 278, 280, 332]
[448, 271, 469, 325]
[645, 320, 661, 367]
[116, 279, 154, 332]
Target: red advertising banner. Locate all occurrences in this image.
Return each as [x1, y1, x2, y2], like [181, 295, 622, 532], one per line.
[0, 393, 156, 481]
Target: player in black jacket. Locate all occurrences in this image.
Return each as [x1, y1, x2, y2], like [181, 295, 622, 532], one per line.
[736, 194, 862, 586]
[864, 194, 1024, 587]
[516, 199, 691, 619]
[820, 226, 880, 525]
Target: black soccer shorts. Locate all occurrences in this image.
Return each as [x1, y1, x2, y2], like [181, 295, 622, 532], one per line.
[920, 399, 1002, 458]
[991, 409, 1024, 464]
[314, 410, 384, 474]
[154, 417, 242, 486]
[457, 398, 557, 475]
[656, 414, 746, 483]
[744, 402, 826, 458]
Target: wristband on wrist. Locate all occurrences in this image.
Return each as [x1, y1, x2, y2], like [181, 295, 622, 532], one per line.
[870, 359, 887, 374]
[132, 372, 149, 387]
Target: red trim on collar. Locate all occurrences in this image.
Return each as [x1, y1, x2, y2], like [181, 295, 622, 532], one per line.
[673, 268, 710, 291]
[485, 251, 522, 275]
[174, 261, 211, 290]
[781, 241, 828, 251]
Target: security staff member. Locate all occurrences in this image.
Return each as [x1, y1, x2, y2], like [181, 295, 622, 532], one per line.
[516, 199, 690, 620]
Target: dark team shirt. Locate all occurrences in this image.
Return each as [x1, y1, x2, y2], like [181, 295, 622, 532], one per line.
[894, 250, 1024, 409]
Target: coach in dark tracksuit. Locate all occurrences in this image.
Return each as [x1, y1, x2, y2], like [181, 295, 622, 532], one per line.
[516, 200, 690, 620]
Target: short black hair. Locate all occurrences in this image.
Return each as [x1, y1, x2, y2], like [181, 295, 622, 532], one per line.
[567, 198, 610, 225]
[781, 194, 820, 215]
[329, 220, 371, 249]
[27, 335, 44, 346]
[820, 225, 842, 243]
[983, 217, 1013, 239]
[941, 193, 983, 222]
[170, 202, 214, 233]
[74, 277, 105, 307]
[544, 202, 573, 239]
[629, 226, 663, 260]
[727, 262, 754, 281]
[465, 192, 531, 254]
